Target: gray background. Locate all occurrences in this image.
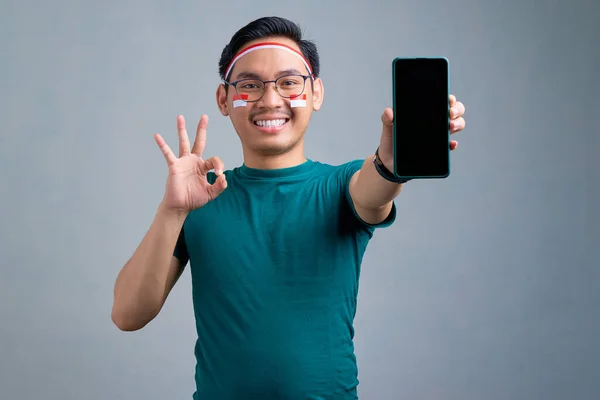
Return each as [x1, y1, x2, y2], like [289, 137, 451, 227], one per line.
[1, 0, 598, 399]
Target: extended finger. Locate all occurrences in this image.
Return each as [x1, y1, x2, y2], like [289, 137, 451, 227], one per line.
[381, 107, 393, 124]
[192, 114, 208, 156]
[154, 133, 177, 165]
[450, 117, 466, 133]
[450, 101, 466, 119]
[199, 155, 225, 176]
[450, 140, 458, 150]
[177, 115, 191, 156]
[381, 107, 393, 138]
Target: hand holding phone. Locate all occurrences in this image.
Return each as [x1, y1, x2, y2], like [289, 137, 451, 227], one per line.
[392, 57, 450, 179]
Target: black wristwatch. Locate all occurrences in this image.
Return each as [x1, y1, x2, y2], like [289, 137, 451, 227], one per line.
[373, 147, 411, 184]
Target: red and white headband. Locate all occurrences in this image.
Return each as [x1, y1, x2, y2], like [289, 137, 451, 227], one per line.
[224, 41, 313, 80]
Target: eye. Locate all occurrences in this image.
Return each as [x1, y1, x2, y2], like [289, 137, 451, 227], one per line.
[237, 79, 263, 91]
[281, 79, 301, 86]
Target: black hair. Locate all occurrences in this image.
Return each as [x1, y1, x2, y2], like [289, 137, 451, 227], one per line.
[218, 16, 320, 82]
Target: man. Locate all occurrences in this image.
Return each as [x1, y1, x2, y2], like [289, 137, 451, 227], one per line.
[111, 16, 466, 399]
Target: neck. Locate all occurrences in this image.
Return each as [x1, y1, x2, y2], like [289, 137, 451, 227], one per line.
[242, 142, 307, 170]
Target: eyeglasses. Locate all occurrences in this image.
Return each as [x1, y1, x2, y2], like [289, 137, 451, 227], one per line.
[224, 74, 312, 102]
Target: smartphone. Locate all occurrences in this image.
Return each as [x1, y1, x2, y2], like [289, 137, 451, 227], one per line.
[392, 57, 450, 179]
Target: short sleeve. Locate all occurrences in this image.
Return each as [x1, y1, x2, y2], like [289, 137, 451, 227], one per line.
[335, 159, 397, 232]
[173, 224, 189, 266]
[172, 171, 217, 266]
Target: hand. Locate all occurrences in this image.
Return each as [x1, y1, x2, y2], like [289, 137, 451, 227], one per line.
[448, 94, 466, 149]
[154, 114, 227, 214]
[378, 94, 467, 170]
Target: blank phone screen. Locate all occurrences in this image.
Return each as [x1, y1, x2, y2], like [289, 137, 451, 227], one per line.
[393, 58, 449, 178]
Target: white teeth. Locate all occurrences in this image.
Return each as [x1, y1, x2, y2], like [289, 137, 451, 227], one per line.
[254, 119, 287, 127]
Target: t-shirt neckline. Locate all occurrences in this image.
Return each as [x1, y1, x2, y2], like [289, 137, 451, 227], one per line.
[237, 159, 316, 180]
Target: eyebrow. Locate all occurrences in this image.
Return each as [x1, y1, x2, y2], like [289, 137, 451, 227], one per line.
[233, 68, 304, 80]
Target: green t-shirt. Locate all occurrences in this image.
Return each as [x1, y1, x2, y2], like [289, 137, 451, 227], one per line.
[174, 158, 395, 400]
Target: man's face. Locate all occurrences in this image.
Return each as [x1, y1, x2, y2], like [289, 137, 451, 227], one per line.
[216, 36, 324, 157]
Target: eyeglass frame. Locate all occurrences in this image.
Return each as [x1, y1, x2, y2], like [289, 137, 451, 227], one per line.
[222, 73, 314, 103]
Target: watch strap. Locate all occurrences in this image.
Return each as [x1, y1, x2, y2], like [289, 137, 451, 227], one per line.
[373, 147, 411, 184]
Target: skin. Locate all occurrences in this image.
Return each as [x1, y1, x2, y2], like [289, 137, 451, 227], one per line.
[350, 94, 465, 224]
[215, 36, 324, 170]
[212, 35, 466, 224]
[111, 35, 466, 331]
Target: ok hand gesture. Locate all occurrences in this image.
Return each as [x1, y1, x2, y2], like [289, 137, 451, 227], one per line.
[154, 114, 227, 214]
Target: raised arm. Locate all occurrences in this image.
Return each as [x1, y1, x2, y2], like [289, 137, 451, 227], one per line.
[111, 204, 188, 331]
[349, 96, 466, 224]
[111, 114, 227, 331]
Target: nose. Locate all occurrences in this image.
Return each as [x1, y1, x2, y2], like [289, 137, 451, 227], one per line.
[257, 82, 284, 109]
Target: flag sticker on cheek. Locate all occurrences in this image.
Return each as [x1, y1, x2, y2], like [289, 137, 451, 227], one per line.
[290, 94, 307, 108]
[233, 94, 248, 108]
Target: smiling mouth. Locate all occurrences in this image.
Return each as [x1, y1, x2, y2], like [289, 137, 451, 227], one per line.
[253, 118, 290, 128]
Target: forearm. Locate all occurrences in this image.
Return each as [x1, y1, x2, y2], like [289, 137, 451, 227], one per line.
[112, 201, 187, 329]
[351, 154, 405, 210]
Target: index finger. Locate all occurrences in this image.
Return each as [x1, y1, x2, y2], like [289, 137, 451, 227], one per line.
[449, 94, 457, 107]
[154, 133, 177, 166]
[191, 114, 208, 156]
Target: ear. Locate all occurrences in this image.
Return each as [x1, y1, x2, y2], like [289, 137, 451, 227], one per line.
[216, 84, 229, 116]
[311, 77, 324, 111]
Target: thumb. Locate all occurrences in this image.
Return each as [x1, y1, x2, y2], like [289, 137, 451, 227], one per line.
[381, 107, 394, 139]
